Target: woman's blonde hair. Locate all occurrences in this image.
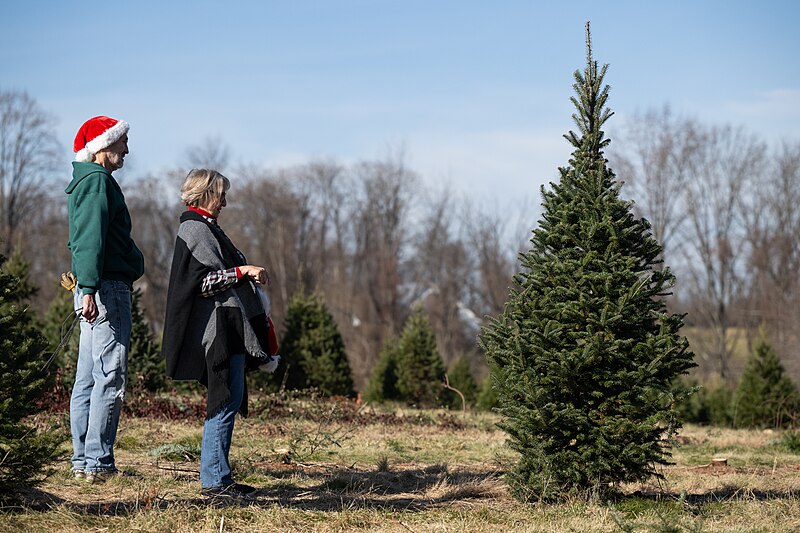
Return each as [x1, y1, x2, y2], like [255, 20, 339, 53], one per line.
[180, 169, 230, 207]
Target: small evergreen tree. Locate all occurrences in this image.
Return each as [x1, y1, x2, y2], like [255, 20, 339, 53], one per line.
[480, 24, 695, 500]
[2, 248, 38, 304]
[0, 252, 64, 498]
[733, 339, 798, 428]
[476, 371, 499, 411]
[704, 383, 734, 427]
[363, 338, 401, 403]
[1, 248, 51, 379]
[673, 377, 734, 427]
[445, 356, 478, 409]
[128, 288, 166, 391]
[394, 307, 446, 407]
[280, 292, 353, 397]
[1, 249, 44, 357]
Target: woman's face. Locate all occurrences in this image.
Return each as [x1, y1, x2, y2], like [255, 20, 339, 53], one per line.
[201, 191, 227, 217]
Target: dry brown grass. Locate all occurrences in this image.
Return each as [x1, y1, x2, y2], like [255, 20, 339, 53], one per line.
[5, 401, 800, 532]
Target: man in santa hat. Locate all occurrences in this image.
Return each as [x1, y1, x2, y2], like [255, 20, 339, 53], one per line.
[66, 116, 144, 483]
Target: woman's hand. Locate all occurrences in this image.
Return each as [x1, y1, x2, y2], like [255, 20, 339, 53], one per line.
[240, 265, 270, 285]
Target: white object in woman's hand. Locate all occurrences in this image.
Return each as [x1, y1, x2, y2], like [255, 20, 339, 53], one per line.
[263, 355, 280, 373]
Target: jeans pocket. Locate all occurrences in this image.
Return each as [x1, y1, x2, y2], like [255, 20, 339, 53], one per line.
[92, 285, 110, 326]
[102, 281, 132, 346]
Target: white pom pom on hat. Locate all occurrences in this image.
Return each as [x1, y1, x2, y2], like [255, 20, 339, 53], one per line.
[73, 115, 129, 162]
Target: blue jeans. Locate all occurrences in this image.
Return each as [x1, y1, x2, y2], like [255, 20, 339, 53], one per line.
[200, 353, 245, 489]
[70, 280, 132, 473]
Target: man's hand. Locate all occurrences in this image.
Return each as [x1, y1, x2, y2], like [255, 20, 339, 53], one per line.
[82, 293, 98, 322]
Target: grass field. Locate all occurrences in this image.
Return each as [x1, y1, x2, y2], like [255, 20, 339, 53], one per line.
[5, 394, 800, 532]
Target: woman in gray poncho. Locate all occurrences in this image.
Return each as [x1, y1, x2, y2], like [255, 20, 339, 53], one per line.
[162, 169, 278, 499]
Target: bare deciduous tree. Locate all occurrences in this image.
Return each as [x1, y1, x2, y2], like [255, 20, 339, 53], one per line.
[682, 124, 765, 379]
[348, 156, 416, 386]
[17, 194, 70, 316]
[462, 205, 516, 319]
[185, 136, 231, 171]
[0, 90, 61, 255]
[744, 141, 800, 378]
[126, 171, 185, 331]
[610, 106, 701, 261]
[226, 166, 304, 320]
[408, 189, 472, 367]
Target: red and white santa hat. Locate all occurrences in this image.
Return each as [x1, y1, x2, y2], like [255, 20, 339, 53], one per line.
[73, 115, 130, 162]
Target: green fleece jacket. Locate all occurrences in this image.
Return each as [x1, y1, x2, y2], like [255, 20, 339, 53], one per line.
[66, 162, 144, 294]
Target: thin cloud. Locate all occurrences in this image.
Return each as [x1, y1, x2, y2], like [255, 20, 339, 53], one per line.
[406, 129, 570, 203]
[725, 88, 800, 118]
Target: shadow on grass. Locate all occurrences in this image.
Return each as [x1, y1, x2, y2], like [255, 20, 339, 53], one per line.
[626, 486, 800, 505]
[10, 470, 799, 518]
[9, 465, 504, 516]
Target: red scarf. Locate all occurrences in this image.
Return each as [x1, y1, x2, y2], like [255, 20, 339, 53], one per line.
[188, 205, 215, 219]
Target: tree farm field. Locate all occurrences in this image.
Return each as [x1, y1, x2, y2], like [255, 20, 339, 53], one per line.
[6, 395, 800, 533]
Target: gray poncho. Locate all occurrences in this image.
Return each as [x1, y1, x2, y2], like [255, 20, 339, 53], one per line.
[162, 210, 272, 417]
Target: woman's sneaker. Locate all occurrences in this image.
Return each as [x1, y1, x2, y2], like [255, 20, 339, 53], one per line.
[72, 469, 85, 479]
[201, 483, 258, 499]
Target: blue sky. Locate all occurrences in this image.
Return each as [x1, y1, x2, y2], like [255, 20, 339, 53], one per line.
[2, 1, 798, 209]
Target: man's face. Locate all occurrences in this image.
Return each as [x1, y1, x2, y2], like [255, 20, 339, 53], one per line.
[98, 134, 129, 171]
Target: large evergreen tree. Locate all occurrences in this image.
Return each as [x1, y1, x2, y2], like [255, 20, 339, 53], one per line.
[733, 339, 798, 429]
[480, 24, 695, 501]
[0, 252, 64, 497]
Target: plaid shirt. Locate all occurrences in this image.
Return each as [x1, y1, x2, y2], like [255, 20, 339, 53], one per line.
[200, 267, 240, 297]
[191, 207, 244, 297]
